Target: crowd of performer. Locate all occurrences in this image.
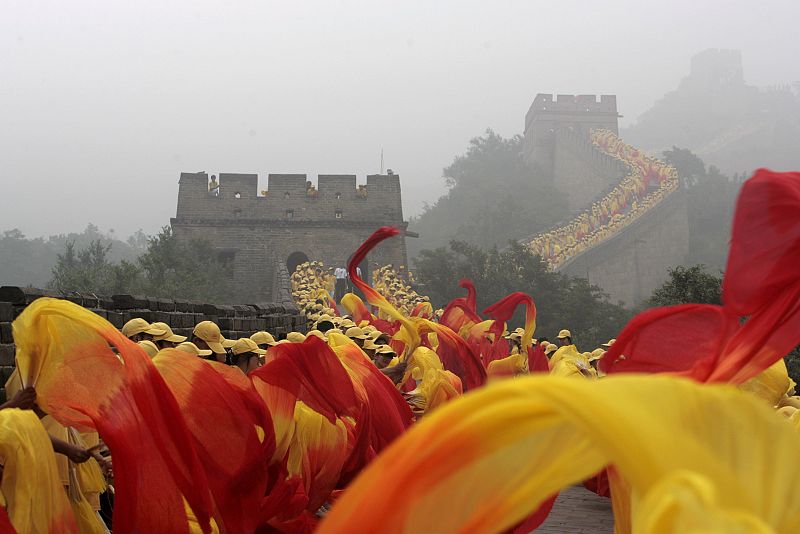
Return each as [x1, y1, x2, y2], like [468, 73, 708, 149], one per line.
[0, 256, 621, 533]
[2, 185, 800, 533]
[527, 129, 680, 269]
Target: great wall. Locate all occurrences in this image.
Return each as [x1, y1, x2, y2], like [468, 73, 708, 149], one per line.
[522, 94, 689, 305]
[171, 172, 409, 303]
[169, 93, 689, 308]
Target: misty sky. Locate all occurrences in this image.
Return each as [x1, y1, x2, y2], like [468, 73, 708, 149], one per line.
[2, 0, 799, 239]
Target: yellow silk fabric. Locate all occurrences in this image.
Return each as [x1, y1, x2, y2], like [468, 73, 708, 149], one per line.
[0, 408, 77, 534]
[319, 375, 800, 534]
[739, 358, 794, 406]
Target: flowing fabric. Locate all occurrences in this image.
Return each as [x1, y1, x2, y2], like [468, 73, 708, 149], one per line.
[724, 169, 800, 316]
[415, 319, 487, 391]
[347, 227, 420, 355]
[12, 298, 214, 534]
[319, 375, 800, 533]
[483, 292, 537, 351]
[601, 170, 800, 385]
[250, 336, 361, 526]
[440, 279, 482, 334]
[0, 408, 78, 534]
[151, 349, 273, 533]
[331, 338, 413, 453]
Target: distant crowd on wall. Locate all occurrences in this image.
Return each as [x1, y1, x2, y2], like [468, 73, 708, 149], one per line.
[527, 129, 679, 269]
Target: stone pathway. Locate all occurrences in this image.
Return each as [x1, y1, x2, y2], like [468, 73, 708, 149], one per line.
[536, 485, 614, 533]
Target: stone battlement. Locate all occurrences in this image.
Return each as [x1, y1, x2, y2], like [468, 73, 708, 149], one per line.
[176, 172, 403, 223]
[525, 94, 619, 133]
[172, 171, 409, 303]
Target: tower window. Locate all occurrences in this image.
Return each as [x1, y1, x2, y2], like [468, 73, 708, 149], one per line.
[234, 191, 241, 199]
[284, 192, 290, 199]
[335, 209, 343, 219]
[285, 209, 294, 219]
[335, 192, 342, 200]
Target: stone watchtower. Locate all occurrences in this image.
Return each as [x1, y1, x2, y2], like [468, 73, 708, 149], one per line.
[171, 172, 409, 302]
[523, 94, 624, 212]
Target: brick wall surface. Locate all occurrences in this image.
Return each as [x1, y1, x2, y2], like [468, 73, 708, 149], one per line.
[0, 285, 306, 402]
[558, 190, 690, 306]
[172, 172, 408, 302]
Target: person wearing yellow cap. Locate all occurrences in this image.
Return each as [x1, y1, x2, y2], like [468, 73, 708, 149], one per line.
[306, 329, 327, 341]
[176, 341, 213, 358]
[192, 321, 229, 363]
[361, 337, 380, 360]
[121, 318, 166, 342]
[286, 332, 306, 343]
[556, 329, 575, 349]
[151, 322, 187, 349]
[137, 340, 159, 358]
[230, 338, 265, 374]
[373, 345, 396, 370]
[251, 331, 277, 350]
[315, 314, 336, 333]
[345, 326, 369, 348]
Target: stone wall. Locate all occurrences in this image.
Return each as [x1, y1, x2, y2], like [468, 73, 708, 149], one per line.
[557, 190, 690, 306]
[551, 128, 629, 213]
[172, 172, 408, 302]
[0, 286, 306, 402]
[523, 93, 620, 177]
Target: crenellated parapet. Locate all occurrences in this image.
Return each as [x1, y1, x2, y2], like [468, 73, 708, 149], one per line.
[176, 172, 404, 224]
[172, 171, 409, 304]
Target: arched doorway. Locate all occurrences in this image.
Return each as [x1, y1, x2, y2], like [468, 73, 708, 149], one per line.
[286, 251, 309, 274]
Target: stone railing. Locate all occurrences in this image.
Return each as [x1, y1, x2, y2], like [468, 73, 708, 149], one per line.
[0, 286, 306, 401]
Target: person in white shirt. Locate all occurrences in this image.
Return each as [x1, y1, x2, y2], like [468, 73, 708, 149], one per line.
[334, 266, 347, 301]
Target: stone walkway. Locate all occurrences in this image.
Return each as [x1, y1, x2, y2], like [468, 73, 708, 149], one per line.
[536, 485, 614, 533]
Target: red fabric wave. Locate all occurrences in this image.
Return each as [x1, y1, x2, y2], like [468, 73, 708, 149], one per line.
[724, 169, 800, 316]
[153, 350, 273, 533]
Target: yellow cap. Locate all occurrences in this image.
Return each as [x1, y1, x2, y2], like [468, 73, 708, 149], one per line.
[557, 329, 572, 339]
[589, 348, 606, 362]
[375, 344, 396, 356]
[306, 329, 327, 341]
[362, 338, 380, 350]
[137, 340, 159, 358]
[286, 332, 306, 343]
[345, 327, 369, 340]
[251, 331, 276, 346]
[176, 341, 213, 357]
[221, 337, 236, 349]
[544, 343, 558, 355]
[151, 322, 187, 343]
[601, 338, 616, 348]
[232, 338, 266, 356]
[326, 328, 343, 336]
[340, 319, 357, 329]
[192, 321, 226, 354]
[122, 318, 166, 339]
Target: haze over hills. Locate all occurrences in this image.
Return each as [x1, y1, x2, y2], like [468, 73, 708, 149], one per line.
[623, 49, 800, 175]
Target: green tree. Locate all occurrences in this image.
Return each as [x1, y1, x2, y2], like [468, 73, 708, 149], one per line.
[646, 265, 723, 307]
[662, 147, 745, 270]
[51, 240, 139, 295]
[408, 130, 567, 256]
[49, 227, 232, 302]
[137, 226, 231, 302]
[414, 240, 629, 350]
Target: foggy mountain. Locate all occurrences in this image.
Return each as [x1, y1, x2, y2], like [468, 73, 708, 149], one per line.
[623, 49, 800, 175]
